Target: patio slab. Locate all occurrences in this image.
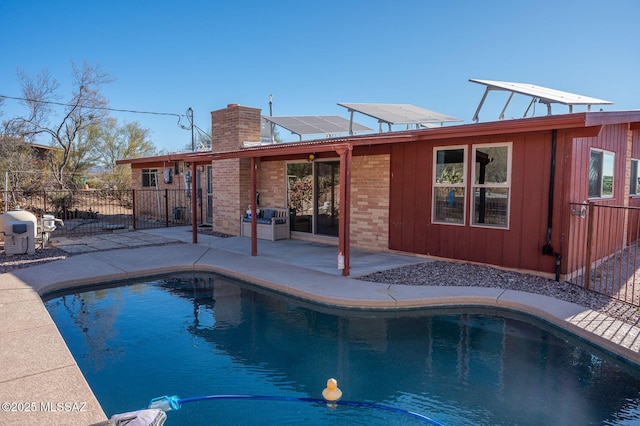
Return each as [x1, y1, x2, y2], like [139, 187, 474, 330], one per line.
[0, 365, 104, 426]
[0, 324, 76, 383]
[0, 297, 53, 334]
[11, 254, 129, 295]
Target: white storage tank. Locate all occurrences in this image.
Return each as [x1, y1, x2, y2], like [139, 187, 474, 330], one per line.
[0, 207, 37, 242]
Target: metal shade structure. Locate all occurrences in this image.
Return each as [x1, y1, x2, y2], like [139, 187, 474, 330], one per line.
[263, 115, 372, 141]
[338, 102, 463, 133]
[470, 79, 614, 122]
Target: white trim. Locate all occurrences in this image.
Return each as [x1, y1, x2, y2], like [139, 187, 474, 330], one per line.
[588, 148, 615, 200]
[470, 142, 512, 230]
[631, 159, 640, 196]
[431, 145, 467, 226]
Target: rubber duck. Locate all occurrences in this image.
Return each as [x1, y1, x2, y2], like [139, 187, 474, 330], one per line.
[322, 378, 342, 402]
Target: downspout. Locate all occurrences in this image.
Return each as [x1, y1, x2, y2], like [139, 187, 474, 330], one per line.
[542, 129, 561, 281]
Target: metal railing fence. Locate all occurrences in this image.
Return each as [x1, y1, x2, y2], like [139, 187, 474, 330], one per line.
[566, 202, 640, 306]
[1, 189, 202, 236]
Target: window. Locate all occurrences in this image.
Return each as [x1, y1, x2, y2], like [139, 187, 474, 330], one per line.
[142, 168, 158, 188]
[631, 159, 640, 195]
[432, 147, 466, 224]
[589, 149, 614, 198]
[471, 143, 511, 228]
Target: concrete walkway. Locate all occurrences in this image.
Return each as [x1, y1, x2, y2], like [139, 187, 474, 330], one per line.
[2, 226, 640, 425]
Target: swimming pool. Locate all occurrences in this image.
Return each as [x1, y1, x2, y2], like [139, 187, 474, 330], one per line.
[44, 272, 640, 425]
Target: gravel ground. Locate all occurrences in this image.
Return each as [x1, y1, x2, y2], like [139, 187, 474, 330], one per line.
[0, 247, 72, 273]
[359, 261, 640, 327]
[3, 245, 640, 327]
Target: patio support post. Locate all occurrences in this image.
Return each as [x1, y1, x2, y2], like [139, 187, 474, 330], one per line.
[192, 163, 198, 243]
[132, 189, 137, 230]
[251, 156, 258, 256]
[338, 144, 352, 276]
[165, 188, 169, 228]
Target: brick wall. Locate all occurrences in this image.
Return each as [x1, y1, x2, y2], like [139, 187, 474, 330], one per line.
[211, 104, 262, 234]
[130, 162, 199, 223]
[350, 154, 390, 250]
[212, 158, 245, 234]
[208, 104, 391, 246]
[211, 104, 262, 152]
[231, 155, 391, 250]
[257, 161, 287, 208]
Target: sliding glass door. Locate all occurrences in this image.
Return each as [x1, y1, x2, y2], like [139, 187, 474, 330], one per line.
[315, 161, 340, 236]
[287, 160, 340, 237]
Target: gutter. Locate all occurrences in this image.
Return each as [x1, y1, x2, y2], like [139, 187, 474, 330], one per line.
[542, 129, 561, 281]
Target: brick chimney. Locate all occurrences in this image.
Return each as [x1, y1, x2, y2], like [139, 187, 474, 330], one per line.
[210, 103, 262, 235]
[211, 104, 262, 152]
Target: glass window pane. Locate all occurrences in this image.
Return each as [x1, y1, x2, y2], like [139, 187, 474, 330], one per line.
[315, 161, 340, 237]
[630, 160, 638, 195]
[287, 163, 313, 233]
[602, 152, 614, 196]
[433, 186, 465, 224]
[475, 146, 508, 184]
[435, 149, 465, 184]
[142, 169, 157, 188]
[473, 188, 509, 226]
[589, 151, 602, 198]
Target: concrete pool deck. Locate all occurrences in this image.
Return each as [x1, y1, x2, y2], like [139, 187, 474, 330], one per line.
[2, 226, 640, 425]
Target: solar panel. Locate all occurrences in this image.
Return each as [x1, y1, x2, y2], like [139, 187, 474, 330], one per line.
[470, 79, 613, 121]
[338, 103, 462, 127]
[263, 115, 372, 139]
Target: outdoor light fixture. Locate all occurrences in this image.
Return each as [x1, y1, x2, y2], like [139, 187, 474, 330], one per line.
[308, 153, 315, 162]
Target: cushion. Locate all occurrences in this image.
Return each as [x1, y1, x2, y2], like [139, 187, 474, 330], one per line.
[244, 217, 272, 224]
[263, 209, 276, 220]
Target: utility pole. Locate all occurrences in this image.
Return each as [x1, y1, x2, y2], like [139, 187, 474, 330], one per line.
[188, 107, 195, 151]
[269, 94, 274, 143]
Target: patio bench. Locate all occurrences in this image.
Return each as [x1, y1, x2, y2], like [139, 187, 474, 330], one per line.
[240, 207, 290, 241]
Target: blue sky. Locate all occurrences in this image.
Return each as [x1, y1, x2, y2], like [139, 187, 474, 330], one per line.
[1, 0, 639, 152]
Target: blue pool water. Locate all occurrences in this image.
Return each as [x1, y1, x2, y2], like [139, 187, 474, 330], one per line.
[44, 273, 640, 425]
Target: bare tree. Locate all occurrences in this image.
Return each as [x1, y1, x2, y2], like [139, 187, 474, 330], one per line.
[5, 62, 114, 188]
[0, 136, 45, 191]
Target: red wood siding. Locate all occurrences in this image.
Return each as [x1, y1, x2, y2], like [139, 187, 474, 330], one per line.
[568, 124, 630, 204]
[390, 131, 557, 273]
[563, 124, 632, 273]
[627, 130, 640, 242]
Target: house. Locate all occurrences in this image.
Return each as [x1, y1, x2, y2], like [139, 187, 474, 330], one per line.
[118, 82, 640, 280]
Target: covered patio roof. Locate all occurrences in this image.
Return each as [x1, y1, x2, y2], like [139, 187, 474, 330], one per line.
[183, 110, 640, 165]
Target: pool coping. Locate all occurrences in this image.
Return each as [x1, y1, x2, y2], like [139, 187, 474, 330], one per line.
[2, 236, 640, 424]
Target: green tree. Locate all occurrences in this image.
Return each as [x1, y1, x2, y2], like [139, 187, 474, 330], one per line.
[65, 125, 101, 187]
[93, 119, 156, 190]
[4, 61, 114, 188]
